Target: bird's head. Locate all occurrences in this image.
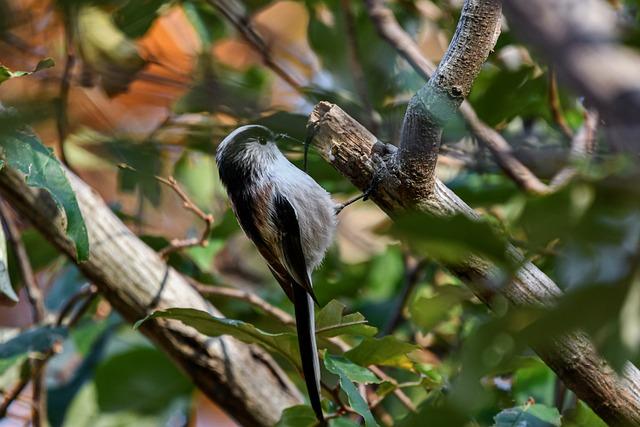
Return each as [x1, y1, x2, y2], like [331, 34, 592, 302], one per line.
[216, 124, 286, 189]
[215, 124, 279, 165]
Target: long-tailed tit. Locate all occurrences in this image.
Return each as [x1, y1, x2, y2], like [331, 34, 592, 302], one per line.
[216, 125, 336, 421]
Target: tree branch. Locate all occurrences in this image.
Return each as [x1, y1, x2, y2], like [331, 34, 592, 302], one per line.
[548, 69, 574, 140]
[365, 0, 602, 196]
[396, 0, 502, 201]
[308, 101, 640, 426]
[207, 0, 304, 91]
[0, 166, 302, 426]
[502, 0, 640, 155]
[365, 0, 558, 195]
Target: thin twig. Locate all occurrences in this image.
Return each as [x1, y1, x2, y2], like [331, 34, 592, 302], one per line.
[0, 202, 47, 426]
[189, 279, 295, 326]
[368, 365, 417, 412]
[56, 11, 76, 171]
[0, 202, 44, 322]
[548, 69, 574, 140]
[155, 176, 214, 257]
[207, 0, 304, 91]
[382, 254, 426, 336]
[117, 165, 214, 257]
[56, 284, 98, 327]
[548, 109, 598, 189]
[340, 0, 379, 134]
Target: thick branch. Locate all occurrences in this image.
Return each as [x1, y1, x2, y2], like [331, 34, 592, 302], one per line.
[309, 101, 640, 426]
[365, 0, 556, 195]
[502, 0, 640, 154]
[0, 167, 301, 426]
[397, 0, 501, 201]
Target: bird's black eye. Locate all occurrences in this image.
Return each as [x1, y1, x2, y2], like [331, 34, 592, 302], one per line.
[258, 137, 268, 145]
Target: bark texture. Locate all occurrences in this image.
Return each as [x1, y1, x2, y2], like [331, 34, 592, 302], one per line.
[309, 101, 640, 426]
[397, 0, 502, 202]
[0, 166, 301, 427]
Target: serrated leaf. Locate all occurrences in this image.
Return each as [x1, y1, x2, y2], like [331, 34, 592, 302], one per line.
[0, 57, 55, 85]
[0, 128, 90, 261]
[315, 300, 377, 338]
[494, 403, 561, 427]
[275, 405, 319, 427]
[138, 308, 301, 368]
[345, 336, 419, 370]
[0, 223, 18, 305]
[324, 354, 379, 427]
[324, 354, 380, 384]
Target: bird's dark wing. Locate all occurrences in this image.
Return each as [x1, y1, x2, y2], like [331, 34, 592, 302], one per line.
[272, 193, 323, 420]
[272, 194, 319, 305]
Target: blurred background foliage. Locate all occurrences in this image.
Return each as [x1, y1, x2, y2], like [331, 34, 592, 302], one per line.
[0, 0, 639, 426]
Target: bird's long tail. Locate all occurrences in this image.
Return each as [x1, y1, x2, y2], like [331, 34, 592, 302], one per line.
[292, 284, 323, 421]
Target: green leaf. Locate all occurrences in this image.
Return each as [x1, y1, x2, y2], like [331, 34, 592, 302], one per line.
[409, 286, 470, 332]
[324, 353, 379, 427]
[0, 326, 67, 359]
[63, 383, 165, 427]
[182, 1, 226, 46]
[275, 405, 320, 427]
[173, 151, 217, 209]
[494, 403, 561, 427]
[95, 347, 192, 414]
[391, 213, 511, 269]
[138, 308, 301, 367]
[0, 128, 90, 260]
[0, 222, 18, 304]
[0, 57, 55, 85]
[315, 300, 377, 338]
[114, 0, 168, 38]
[562, 401, 607, 427]
[345, 336, 418, 370]
[324, 354, 381, 384]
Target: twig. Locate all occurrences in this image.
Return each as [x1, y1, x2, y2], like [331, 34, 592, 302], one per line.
[155, 176, 214, 257]
[548, 69, 574, 140]
[56, 284, 98, 327]
[0, 202, 47, 426]
[0, 202, 45, 322]
[0, 285, 97, 420]
[189, 279, 295, 326]
[363, 0, 553, 195]
[187, 277, 417, 413]
[366, 0, 538, 192]
[340, 0, 379, 134]
[548, 109, 598, 189]
[381, 254, 426, 336]
[56, 11, 76, 171]
[117, 165, 214, 257]
[368, 365, 417, 412]
[207, 0, 304, 91]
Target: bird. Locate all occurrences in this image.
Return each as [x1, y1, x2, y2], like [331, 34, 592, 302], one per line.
[215, 124, 337, 421]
